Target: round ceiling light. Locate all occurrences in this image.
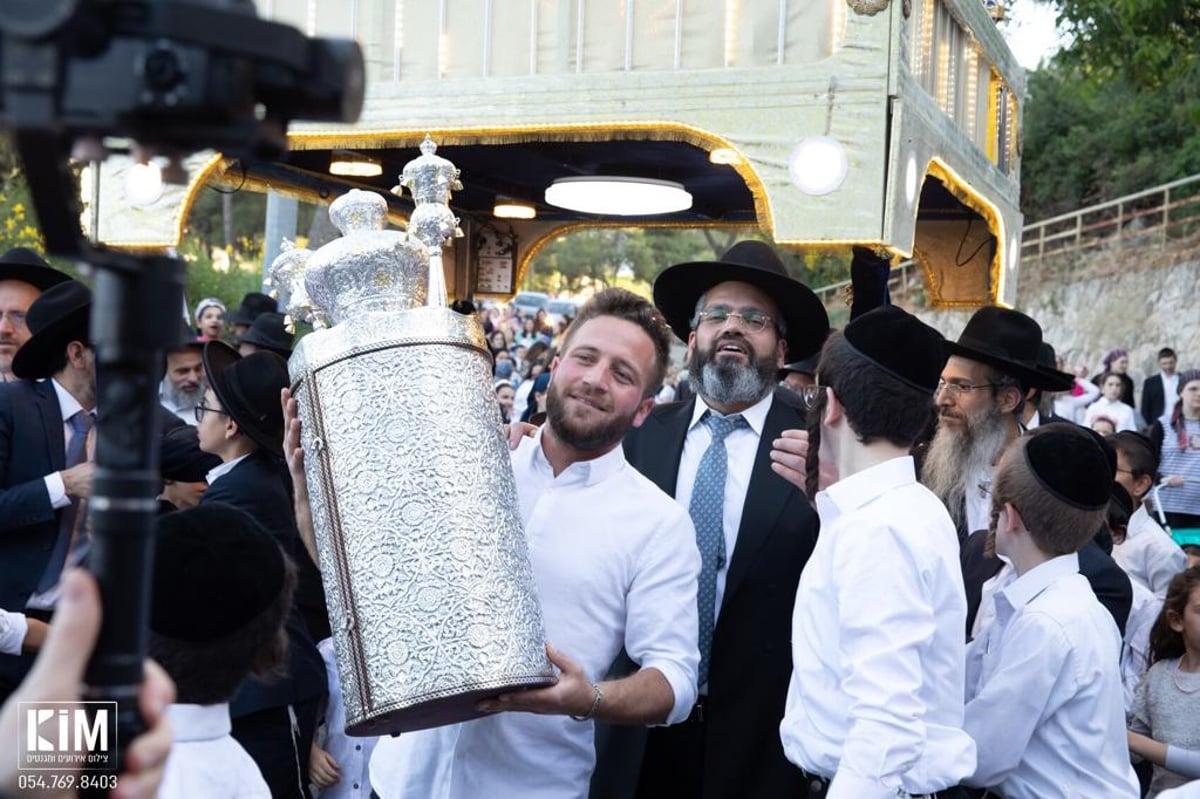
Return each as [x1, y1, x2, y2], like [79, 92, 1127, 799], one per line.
[787, 136, 850, 196]
[124, 161, 164, 207]
[544, 176, 692, 216]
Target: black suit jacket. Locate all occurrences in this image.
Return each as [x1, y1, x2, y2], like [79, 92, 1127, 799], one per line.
[1141, 374, 1168, 425]
[202, 449, 327, 716]
[960, 529, 1132, 639]
[0, 380, 68, 614]
[590, 388, 818, 799]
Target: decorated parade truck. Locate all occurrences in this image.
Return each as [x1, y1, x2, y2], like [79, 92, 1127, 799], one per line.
[91, 0, 1024, 308]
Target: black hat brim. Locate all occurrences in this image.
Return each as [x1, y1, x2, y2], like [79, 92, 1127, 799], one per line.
[202, 341, 284, 457]
[0, 249, 71, 292]
[943, 339, 1075, 392]
[653, 261, 829, 361]
[11, 308, 90, 380]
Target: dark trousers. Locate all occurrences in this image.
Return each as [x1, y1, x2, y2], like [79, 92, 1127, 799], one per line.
[635, 712, 706, 799]
[231, 697, 320, 799]
[803, 771, 977, 799]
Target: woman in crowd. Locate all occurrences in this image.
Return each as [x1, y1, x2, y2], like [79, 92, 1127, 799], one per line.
[1152, 370, 1200, 531]
[1095, 348, 1137, 407]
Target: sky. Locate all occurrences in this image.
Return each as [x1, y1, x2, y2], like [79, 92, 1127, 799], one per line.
[998, 0, 1067, 71]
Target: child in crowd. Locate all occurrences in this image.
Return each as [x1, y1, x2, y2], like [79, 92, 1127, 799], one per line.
[962, 425, 1139, 798]
[1112, 483, 1165, 712]
[309, 637, 379, 799]
[1129, 567, 1200, 797]
[151, 503, 296, 799]
[1110, 431, 1188, 598]
[1086, 372, 1138, 432]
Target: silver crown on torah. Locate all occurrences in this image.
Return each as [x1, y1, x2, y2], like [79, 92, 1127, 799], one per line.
[285, 138, 554, 737]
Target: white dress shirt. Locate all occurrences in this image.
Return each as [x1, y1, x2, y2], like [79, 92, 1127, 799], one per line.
[675, 391, 772, 626]
[369, 430, 700, 799]
[206, 453, 250, 485]
[1121, 579, 1162, 713]
[1114, 505, 1188, 598]
[159, 703, 270, 799]
[315, 638, 377, 799]
[1084, 396, 1137, 432]
[964, 464, 994, 535]
[1161, 373, 1181, 409]
[780, 456, 976, 798]
[963, 554, 1139, 798]
[0, 609, 28, 655]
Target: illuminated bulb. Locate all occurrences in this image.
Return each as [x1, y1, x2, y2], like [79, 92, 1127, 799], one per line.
[125, 161, 164, 206]
[709, 148, 742, 165]
[494, 199, 537, 219]
[788, 137, 850, 196]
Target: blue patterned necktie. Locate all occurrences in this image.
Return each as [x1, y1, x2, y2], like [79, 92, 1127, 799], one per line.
[37, 410, 94, 593]
[689, 411, 747, 686]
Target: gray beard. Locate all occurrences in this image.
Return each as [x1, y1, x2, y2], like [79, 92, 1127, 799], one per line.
[921, 406, 1011, 529]
[162, 378, 204, 414]
[690, 348, 776, 407]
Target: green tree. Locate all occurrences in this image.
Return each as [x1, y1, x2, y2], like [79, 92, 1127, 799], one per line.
[1020, 1, 1200, 221]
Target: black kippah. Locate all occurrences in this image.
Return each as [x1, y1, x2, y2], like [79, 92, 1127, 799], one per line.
[160, 425, 221, 483]
[842, 306, 945, 393]
[151, 503, 286, 642]
[1022, 427, 1113, 511]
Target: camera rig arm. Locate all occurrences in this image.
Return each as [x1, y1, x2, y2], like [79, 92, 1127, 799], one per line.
[1, 1, 363, 788]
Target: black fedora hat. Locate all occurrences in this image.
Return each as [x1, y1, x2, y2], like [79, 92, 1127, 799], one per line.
[1035, 341, 1075, 393]
[229, 292, 278, 327]
[0, 247, 71, 291]
[238, 312, 293, 358]
[11, 280, 91, 380]
[202, 341, 289, 457]
[943, 306, 1068, 392]
[653, 240, 830, 361]
[169, 320, 206, 352]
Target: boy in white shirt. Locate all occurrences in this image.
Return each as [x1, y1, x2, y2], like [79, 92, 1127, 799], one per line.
[963, 426, 1139, 798]
[780, 306, 976, 798]
[150, 503, 296, 799]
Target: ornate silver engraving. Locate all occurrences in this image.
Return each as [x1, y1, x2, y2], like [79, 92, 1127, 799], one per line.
[290, 145, 554, 736]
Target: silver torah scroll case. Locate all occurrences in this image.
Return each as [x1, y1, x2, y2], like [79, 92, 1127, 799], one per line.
[272, 137, 555, 736]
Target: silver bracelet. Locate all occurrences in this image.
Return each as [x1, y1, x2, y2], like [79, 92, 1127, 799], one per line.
[570, 682, 603, 722]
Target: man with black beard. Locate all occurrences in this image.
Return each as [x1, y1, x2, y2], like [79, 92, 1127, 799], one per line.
[590, 241, 829, 799]
[925, 307, 1131, 638]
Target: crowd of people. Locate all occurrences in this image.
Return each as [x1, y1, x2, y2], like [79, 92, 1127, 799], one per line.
[0, 238, 1199, 799]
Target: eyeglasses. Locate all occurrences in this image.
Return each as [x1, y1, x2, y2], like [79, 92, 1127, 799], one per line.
[798, 384, 828, 411]
[194, 404, 229, 423]
[0, 311, 28, 326]
[935, 379, 1000, 399]
[694, 307, 775, 334]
